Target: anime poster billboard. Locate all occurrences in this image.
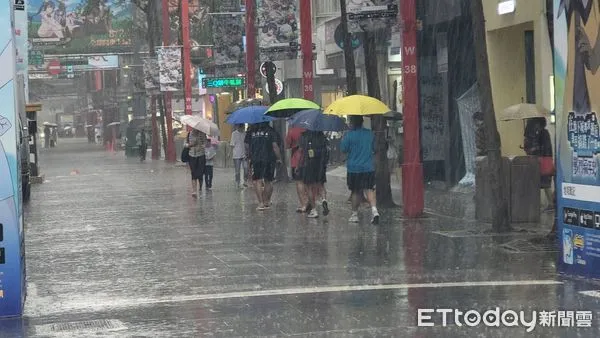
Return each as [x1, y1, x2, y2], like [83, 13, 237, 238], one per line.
[257, 0, 299, 61]
[0, 0, 25, 318]
[143, 58, 160, 94]
[554, 0, 600, 278]
[157, 47, 183, 92]
[212, 15, 244, 74]
[13, 0, 28, 99]
[27, 0, 133, 54]
[346, 0, 399, 33]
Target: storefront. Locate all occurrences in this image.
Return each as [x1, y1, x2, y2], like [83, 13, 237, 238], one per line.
[554, 0, 600, 277]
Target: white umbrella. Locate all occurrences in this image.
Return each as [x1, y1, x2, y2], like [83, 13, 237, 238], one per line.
[179, 115, 220, 137]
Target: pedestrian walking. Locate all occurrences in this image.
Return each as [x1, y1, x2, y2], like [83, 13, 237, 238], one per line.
[244, 122, 282, 210]
[204, 136, 216, 190]
[300, 130, 329, 218]
[341, 116, 380, 224]
[136, 129, 147, 162]
[184, 129, 207, 197]
[230, 124, 248, 188]
[286, 126, 308, 212]
[523, 117, 555, 211]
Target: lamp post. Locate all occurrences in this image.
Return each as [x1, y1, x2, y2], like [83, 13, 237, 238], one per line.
[162, 0, 176, 162]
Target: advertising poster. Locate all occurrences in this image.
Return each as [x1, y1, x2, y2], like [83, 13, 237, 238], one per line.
[346, 0, 399, 33]
[212, 15, 244, 75]
[0, 0, 25, 317]
[257, 0, 299, 61]
[27, 0, 133, 54]
[157, 47, 183, 92]
[143, 58, 160, 94]
[554, 0, 600, 278]
[13, 0, 28, 99]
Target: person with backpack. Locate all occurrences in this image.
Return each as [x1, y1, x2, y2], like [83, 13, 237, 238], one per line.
[299, 130, 330, 218]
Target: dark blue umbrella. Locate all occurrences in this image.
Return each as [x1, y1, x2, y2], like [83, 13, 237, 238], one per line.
[288, 109, 348, 131]
[226, 106, 274, 125]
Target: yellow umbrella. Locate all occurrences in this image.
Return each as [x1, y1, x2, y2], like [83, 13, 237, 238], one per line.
[500, 103, 550, 121]
[324, 95, 391, 116]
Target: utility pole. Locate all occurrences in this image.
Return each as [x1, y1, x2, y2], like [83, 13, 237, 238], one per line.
[265, 63, 289, 182]
[339, 0, 357, 95]
[181, 0, 192, 116]
[162, 0, 176, 162]
[400, 0, 424, 217]
[300, 0, 314, 100]
[245, 0, 256, 98]
[470, 0, 510, 232]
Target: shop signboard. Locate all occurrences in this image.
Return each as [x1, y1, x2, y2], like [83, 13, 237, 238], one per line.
[0, 0, 26, 317]
[554, 0, 600, 278]
[346, 0, 398, 33]
[27, 0, 133, 54]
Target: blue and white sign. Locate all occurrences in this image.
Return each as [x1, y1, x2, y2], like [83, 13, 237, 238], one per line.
[0, 0, 25, 317]
[554, 0, 600, 278]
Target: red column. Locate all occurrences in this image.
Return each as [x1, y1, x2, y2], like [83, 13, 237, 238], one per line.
[162, 0, 176, 162]
[181, 0, 192, 116]
[245, 0, 256, 98]
[151, 95, 160, 159]
[401, 0, 424, 217]
[300, 0, 314, 100]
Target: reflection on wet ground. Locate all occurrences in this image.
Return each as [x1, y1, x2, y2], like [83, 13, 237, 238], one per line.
[4, 139, 600, 337]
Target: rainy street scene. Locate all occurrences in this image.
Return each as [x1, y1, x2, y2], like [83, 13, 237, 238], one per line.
[2, 0, 600, 337]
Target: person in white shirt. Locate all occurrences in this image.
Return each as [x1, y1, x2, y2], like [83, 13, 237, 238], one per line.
[230, 124, 248, 188]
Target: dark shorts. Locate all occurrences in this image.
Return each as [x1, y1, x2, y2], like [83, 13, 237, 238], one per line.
[347, 171, 375, 192]
[252, 161, 275, 181]
[291, 167, 304, 181]
[188, 155, 206, 180]
[303, 161, 327, 185]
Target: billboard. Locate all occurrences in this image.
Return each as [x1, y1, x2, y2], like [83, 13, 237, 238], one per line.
[554, 0, 600, 278]
[257, 0, 299, 61]
[346, 0, 399, 33]
[0, 0, 25, 317]
[143, 57, 160, 94]
[157, 47, 182, 92]
[212, 15, 244, 75]
[27, 0, 133, 54]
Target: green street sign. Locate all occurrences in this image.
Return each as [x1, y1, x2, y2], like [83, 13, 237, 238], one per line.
[202, 77, 245, 89]
[29, 50, 44, 65]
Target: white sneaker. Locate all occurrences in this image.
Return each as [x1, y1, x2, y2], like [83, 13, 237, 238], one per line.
[307, 209, 319, 218]
[349, 212, 359, 223]
[371, 209, 380, 225]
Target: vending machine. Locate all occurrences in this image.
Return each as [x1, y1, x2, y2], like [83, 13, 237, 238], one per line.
[554, 0, 600, 278]
[0, 0, 26, 317]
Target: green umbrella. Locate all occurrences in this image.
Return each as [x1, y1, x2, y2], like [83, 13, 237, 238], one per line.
[265, 98, 320, 118]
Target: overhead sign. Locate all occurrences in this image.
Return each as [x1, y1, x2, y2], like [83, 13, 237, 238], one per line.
[202, 77, 245, 89]
[264, 78, 283, 95]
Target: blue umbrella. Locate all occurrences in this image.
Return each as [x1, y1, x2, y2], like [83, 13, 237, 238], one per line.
[288, 109, 348, 131]
[226, 106, 274, 125]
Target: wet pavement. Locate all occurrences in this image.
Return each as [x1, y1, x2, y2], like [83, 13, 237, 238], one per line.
[2, 138, 600, 337]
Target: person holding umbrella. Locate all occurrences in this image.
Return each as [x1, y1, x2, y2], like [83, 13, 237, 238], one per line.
[286, 126, 308, 212]
[185, 129, 207, 197]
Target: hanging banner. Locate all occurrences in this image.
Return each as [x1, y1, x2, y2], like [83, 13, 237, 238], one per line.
[0, 0, 25, 317]
[346, 0, 399, 33]
[27, 0, 133, 54]
[257, 0, 299, 61]
[555, 0, 600, 278]
[143, 58, 160, 94]
[157, 47, 183, 92]
[212, 14, 244, 75]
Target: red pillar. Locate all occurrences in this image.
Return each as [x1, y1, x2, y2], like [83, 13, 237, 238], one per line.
[300, 0, 314, 100]
[245, 0, 256, 98]
[162, 0, 176, 162]
[151, 95, 160, 159]
[401, 0, 424, 217]
[181, 0, 192, 116]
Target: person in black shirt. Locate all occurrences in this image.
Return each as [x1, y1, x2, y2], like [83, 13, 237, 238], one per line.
[244, 122, 282, 210]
